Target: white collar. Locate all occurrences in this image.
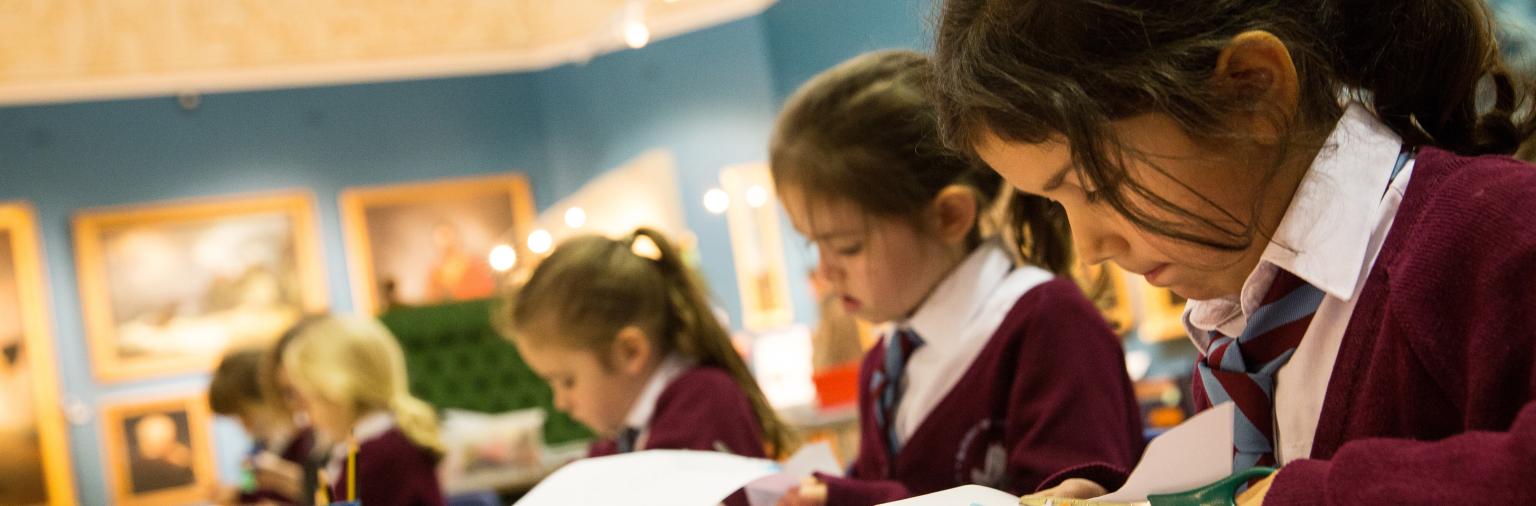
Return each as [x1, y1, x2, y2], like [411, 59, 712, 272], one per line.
[325, 411, 395, 484]
[622, 354, 693, 430]
[1260, 102, 1404, 300]
[1187, 103, 1404, 335]
[883, 239, 1013, 348]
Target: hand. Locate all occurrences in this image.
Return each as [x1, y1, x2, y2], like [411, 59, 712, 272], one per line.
[251, 452, 303, 499]
[775, 477, 828, 506]
[1236, 474, 1276, 506]
[1022, 478, 1107, 500]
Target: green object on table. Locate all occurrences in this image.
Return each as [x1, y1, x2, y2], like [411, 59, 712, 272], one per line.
[379, 298, 593, 445]
[1144, 467, 1276, 506]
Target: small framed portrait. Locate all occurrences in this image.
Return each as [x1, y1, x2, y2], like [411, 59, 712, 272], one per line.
[0, 203, 77, 505]
[719, 162, 795, 330]
[100, 394, 215, 506]
[339, 173, 536, 315]
[73, 191, 328, 383]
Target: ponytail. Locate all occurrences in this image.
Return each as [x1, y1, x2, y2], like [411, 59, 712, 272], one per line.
[390, 395, 444, 456]
[1326, 0, 1535, 155]
[629, 228, 799, 459]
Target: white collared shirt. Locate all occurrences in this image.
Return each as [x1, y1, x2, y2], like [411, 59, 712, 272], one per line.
[325, 411, 395, 487]
[622, 354, 692, 450]
[885, 240, 1055, 444]
[1183, 103, 1415, 464]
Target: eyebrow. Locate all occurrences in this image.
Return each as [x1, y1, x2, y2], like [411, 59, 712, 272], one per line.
[1041, 159, 1076, 192]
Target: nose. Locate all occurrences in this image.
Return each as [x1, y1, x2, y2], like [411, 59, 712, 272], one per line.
[1063, 204, 1129, 265]
[812, 247, 845, 287]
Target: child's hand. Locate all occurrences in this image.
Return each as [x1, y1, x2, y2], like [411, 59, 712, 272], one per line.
[1022, 478, 1107, 500]
[1236, 473, 1275, 506]
[775, 477, 828, 506]
[251, 452, 303, 500]
[205, 482, 239, 505]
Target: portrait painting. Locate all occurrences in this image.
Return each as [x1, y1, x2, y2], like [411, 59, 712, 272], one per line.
[101, 395, 214, 506]
[0, 203, 76, 505]
[340, 173, 535, 315]
[73, 191, 327, 382]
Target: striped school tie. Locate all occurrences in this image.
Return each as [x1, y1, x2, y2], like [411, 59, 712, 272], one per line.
[1191, 270, 1325, 471]
[870, 327, 924, 456]
[615, 427, 640, 453]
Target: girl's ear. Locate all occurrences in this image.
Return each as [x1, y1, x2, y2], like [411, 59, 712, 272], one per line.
[609, 326, 655, 377]
[931, 185, 979, 247]
[1210, 30, 1300, 143]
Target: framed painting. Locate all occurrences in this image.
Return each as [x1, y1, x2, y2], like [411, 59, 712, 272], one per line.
[1138, 280, 1189, 343]
[73, 191, 327, 382]
[720, 162, 794, 330]
[0, 203, 78, 505]
[340, 173, 536, 315]
[100, 394, 215, 506]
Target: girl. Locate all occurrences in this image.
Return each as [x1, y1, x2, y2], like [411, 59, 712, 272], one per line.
[772, 50, 1144, 506]
[931, 0, 1536, 503]
[500, 228, 795, 500]
[208, 346, 315, 505]
[279, 315, 445, 506]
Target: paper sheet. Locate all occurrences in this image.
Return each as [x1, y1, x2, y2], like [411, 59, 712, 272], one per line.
[879, 485, 1021, 506]
[744, 442, 844, 506]
[513, 450, 779, 506]
[1093, 402, 1234, 502]
[877, 403, 1236, 506]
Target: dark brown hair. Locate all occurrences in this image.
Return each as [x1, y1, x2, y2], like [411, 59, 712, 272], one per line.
[501, 228, 797, 458]
[209, 346, 271, 416]
[771, 49, 1074, 275]
[932, 0, 1536, 250]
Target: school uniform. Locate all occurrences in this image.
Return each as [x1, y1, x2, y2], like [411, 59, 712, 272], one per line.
[240, 427, 315, 504]
[1183, 103, 1536, 503]
[325, 413, 444, 506]
[587, 357, 766, 506]
[820, 241, 1143, 505]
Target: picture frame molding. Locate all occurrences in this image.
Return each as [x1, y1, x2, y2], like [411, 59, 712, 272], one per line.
[98, 392, 215, 506]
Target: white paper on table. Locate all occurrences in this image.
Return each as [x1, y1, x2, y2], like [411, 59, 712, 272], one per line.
[744, 442, 845, 506]
[514, 449, 779, 506]
[878, 484, 1021, 506]
[1093, 402, 1235, 502]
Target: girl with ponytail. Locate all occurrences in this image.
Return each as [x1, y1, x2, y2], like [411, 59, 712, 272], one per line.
[279, 316, 445, 506]
[771, 50, 1141, 506]
[501, 228, 794, 504]
[932, 0, 1536, 502]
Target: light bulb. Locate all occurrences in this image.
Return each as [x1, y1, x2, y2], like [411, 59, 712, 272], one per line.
[624, 21, 650, 49]
[528, 229, 553, 254]
[703, 188, 730, 214]
[564, 207, 587, 228]
[745, 185, 769, 208]
[489, 244, 517, 272]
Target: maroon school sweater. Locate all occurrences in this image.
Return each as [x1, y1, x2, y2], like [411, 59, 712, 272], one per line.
[588, 367, 765, 506]
[821, 278, 1143, 505]
[587, 367, 769, 459]
[240, 428, 315, 505]
[1248, 148, 1536, 504]
[329, 427, 445, 506]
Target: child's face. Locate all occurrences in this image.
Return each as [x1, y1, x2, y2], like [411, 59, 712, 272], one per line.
[515, 339, 648, 437]
[780, 187, 965, 323]
[288, 380, 354, 442]
[973, 114, 1280, 301]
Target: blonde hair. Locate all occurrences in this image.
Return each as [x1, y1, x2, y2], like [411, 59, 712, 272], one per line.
[500, 228, 798, 458]
[279, 315, 443, 455]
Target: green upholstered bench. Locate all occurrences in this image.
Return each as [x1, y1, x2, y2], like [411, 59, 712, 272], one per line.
[379, 299, 592, 445]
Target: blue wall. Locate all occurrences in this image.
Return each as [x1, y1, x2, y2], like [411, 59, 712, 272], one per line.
[0, 3, 933, 503]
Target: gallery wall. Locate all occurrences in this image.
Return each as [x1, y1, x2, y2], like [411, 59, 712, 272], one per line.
[0, 1, 931, 503]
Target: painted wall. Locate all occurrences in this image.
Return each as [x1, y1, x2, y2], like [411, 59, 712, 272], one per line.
[0, 3, 935, 503]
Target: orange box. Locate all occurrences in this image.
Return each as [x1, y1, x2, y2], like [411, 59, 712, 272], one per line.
[813, 361, 861, 409]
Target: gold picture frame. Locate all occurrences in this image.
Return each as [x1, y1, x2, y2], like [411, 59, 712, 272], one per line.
[339, 173, 536, 315]
[0, 203, 78, 506]
[1138, 280, 1189, 343]
[73, 191, 327, 383]
[719, 163, 795, 330]
[99, 394, 215, 506]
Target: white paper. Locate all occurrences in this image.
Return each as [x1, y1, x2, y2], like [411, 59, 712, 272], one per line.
[878, 485, 1021, 506]
[514, 450, 779, 506]
[744, 442, 845, 506]
[1093, 402, 1234, 502]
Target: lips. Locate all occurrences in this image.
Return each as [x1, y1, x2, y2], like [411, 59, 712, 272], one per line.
[1140, 264, 1171, 286]
[840, 295, 862, 313]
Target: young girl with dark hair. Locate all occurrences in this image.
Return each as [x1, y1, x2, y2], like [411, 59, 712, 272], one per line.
[932, 0, 1536, 502]
[772, 50, 1143, 505]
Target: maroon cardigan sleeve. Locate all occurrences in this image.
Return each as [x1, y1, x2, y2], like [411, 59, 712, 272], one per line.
[1007, 279, 1142, 493]
[1265, 154, 1536, 504]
